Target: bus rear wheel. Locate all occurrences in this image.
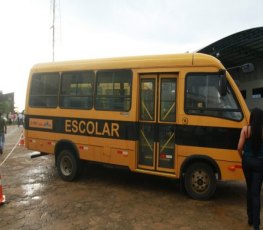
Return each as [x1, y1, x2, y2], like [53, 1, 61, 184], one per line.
[57, 149, 79, 181]
[184, 162, 216, 200]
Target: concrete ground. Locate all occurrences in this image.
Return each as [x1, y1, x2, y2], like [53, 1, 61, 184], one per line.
[0, 125, 258, 230]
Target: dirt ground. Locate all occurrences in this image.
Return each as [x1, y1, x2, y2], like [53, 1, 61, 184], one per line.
[0, 125, 258, 230]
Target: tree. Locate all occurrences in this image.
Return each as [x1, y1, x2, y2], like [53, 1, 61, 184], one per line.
[0, 100, 13, 115]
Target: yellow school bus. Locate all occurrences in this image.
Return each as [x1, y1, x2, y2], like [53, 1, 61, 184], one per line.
[24, 53, 250, 200]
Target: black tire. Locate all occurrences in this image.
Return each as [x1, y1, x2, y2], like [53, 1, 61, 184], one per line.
[57, 149, 80, 181]
[184, 162, 216, 200]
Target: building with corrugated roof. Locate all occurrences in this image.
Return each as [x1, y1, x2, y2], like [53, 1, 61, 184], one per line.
[198, 27, 263, 110]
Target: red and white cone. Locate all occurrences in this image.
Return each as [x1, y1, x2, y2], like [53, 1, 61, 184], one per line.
[0, 175, 6, 205]
[19, 133, 25, 146]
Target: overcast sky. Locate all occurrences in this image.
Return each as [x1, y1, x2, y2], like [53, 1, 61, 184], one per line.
[0, 0, 262, 111]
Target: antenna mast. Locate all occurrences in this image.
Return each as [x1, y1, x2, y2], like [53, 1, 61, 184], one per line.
[52, 0, 55, 61]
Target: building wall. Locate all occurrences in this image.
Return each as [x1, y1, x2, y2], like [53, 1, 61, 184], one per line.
[232, 58, 263, 110]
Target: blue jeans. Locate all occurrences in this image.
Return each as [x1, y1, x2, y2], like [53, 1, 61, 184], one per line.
[242, 156, 263, 228]
[0, 133, 5, 150]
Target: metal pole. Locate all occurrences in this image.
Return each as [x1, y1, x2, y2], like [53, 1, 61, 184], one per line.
[52, 0, 55, 62]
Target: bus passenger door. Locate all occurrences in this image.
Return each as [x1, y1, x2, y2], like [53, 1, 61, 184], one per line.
[138, 74, 177, 173]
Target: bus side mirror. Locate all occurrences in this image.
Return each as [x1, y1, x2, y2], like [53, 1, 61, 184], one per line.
[219, 74, 227, 97]
[241, 63, 254, 73]
[227, 63, 255, 73]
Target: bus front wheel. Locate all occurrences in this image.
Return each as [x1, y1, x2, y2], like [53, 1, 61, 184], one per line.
[184, 162, 216, 200]
[57, 149, 79, 181]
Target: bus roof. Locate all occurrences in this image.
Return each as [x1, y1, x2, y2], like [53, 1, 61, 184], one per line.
[31, 53, 224, 72]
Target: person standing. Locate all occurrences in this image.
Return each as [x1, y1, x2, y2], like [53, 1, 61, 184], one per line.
[0, 112, 7, 154]
[238, 108, 263, 230]
[18, 113, 23, 127]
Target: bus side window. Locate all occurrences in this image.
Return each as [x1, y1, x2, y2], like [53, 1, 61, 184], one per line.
[60, 71, 94, 109]
[95, 69, 132, 111]
[29, 73, 59, 108]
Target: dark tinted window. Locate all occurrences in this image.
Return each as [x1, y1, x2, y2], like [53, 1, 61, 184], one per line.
[240, 90, 246, 99]
[29, 73, 59, 108]
[252, 87, 263, 99]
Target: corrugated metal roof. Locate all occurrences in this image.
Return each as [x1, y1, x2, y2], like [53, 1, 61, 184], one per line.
[198, 27, 263, 68]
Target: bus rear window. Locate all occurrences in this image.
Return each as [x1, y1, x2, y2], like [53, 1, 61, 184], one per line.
[29, 73, 59, 108]
[185, 73, 243, 121]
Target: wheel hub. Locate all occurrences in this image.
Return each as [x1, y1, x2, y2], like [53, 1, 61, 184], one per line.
[61, 157, 73, 176]
[192, 170, 209, 192]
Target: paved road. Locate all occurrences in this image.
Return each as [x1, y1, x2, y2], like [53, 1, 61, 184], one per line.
[0, 125, 257, 229]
